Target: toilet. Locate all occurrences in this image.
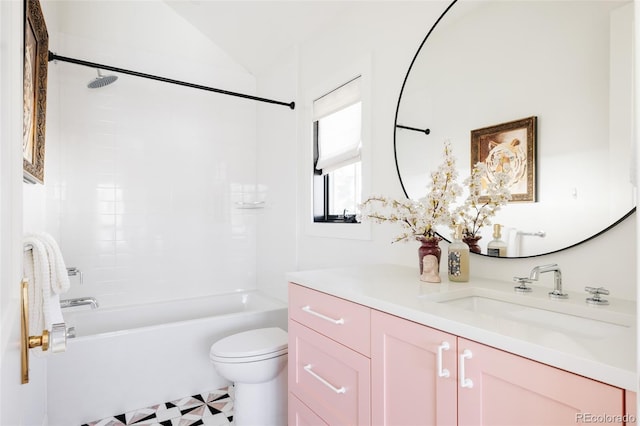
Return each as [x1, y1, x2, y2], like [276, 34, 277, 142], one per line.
[209, 327, 288, 426]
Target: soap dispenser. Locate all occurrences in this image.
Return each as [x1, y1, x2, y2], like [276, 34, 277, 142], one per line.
[487, 224, 507, 257]
[448, 225, 469, 282]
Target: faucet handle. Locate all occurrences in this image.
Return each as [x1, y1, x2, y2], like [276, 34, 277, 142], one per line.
[585, 286, 609, 295]
[585, 286, 610, 306]
[66, 267, 83, 285]
[513, 276, 533, 293]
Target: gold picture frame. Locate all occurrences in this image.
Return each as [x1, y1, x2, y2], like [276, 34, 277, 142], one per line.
[23, 0, 49, 184]
[470, 116, 537, 203]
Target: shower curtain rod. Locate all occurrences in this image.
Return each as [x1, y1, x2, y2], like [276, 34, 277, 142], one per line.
[48, 52, 296, 110]
[396, 124, 430, 135]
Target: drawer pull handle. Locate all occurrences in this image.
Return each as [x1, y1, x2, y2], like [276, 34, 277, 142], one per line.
[437, 341, 450, 378]
[301, 306, 345, 325]
[304, 364, 346, 394]
[459, 349, 473, 389]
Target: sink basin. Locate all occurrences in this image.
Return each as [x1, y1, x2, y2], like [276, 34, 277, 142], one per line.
[437, 294, 631, 339]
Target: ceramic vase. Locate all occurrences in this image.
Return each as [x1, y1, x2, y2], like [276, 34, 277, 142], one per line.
[463, 235, 482, 254]
[417, 236, 441, 282]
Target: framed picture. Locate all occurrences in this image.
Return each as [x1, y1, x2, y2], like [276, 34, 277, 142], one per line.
[23, 0, 49, 184]
[470, 116, 537, 202]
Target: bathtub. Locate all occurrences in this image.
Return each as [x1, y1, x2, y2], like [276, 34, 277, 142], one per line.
[46, 290, 288, 426]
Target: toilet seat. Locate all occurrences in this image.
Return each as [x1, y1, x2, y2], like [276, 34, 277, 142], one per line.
[210, 327, 288, 364]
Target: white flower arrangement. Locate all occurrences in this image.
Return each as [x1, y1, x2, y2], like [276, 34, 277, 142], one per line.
[359, 141, 462, 243]
[451, 162, 512, 238]
[359, 140, 513, 244]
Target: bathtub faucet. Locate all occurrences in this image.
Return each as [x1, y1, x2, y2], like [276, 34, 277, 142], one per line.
[60, 297, 99, 309]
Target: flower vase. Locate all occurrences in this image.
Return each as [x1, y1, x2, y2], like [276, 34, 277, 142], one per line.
[417, 236, 442, 283]
[463, 235, 482, 254]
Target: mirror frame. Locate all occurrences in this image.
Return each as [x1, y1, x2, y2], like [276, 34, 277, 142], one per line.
[393, 0, 636, 259]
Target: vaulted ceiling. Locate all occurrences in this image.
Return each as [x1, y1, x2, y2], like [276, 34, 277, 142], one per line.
[164, 1, 361, 75]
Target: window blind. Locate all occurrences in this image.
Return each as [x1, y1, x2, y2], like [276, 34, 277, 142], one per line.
[314, 76, 362, 174]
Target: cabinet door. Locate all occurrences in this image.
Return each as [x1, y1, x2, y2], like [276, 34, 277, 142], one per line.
[624, 391, 636, 426]
[457, 338, 624, 426]
[371, 311, 457, 426]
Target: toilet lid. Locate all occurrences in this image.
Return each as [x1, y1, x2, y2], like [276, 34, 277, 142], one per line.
[210, 327, 288, 359]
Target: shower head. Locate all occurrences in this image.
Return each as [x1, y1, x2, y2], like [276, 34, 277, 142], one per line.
[87, 69, 118, 89]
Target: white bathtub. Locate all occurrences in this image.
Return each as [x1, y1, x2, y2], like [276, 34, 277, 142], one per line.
[46, 290, 288, 426]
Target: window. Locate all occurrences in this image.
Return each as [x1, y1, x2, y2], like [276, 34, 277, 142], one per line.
[313, 76, 362, 223]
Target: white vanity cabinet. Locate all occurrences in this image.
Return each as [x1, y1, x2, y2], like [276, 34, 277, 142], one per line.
[372, 310, 626, 426]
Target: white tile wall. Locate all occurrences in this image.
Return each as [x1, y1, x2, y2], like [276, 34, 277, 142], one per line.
[26, 1, 260, 308]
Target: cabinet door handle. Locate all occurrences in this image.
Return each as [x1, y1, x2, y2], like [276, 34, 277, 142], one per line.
[437, 341, 450, 378]
[303, 364, 347, 394]
[459, 349, 474, 388]
[301, 306, 345, 325]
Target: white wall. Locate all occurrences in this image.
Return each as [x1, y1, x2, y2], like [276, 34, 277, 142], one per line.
[25, 1, 261, 308]
[255, 0, 638, 301]
[292, 1, 453, 270]
[1, 0, 48, 424]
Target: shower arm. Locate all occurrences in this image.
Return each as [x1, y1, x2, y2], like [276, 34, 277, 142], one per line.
[48, 51, 295, 110]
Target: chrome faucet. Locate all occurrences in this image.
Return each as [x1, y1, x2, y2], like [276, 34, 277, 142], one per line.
[529, 264, 568, 299]
[66, 267, 83, 285]
[60, 297, 99, 309]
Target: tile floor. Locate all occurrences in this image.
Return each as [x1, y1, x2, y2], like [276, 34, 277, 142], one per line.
[83, 386, 234, 426]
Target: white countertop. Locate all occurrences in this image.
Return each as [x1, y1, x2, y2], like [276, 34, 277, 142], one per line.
[286, 264, 637, 391]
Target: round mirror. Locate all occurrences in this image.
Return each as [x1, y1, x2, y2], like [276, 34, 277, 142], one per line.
[395, 0, 636, 258]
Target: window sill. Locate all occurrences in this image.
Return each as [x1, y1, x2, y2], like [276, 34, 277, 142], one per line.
[313, 216, 359, 224]
[305, 220, 372, 241]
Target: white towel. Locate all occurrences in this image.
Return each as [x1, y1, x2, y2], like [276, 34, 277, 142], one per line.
[23, 233, 67, 337]
[505, 227, 521, 257]
[24, 236, 50, 336]
[33, 232, 70, 294]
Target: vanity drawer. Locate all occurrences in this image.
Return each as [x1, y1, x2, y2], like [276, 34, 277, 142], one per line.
[288, 393, 328, 426]
[289, 320, 371, 426]
[289, 283, 370, 356]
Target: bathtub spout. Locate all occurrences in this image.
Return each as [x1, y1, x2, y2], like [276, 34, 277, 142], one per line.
[60, 297, 99, 309]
